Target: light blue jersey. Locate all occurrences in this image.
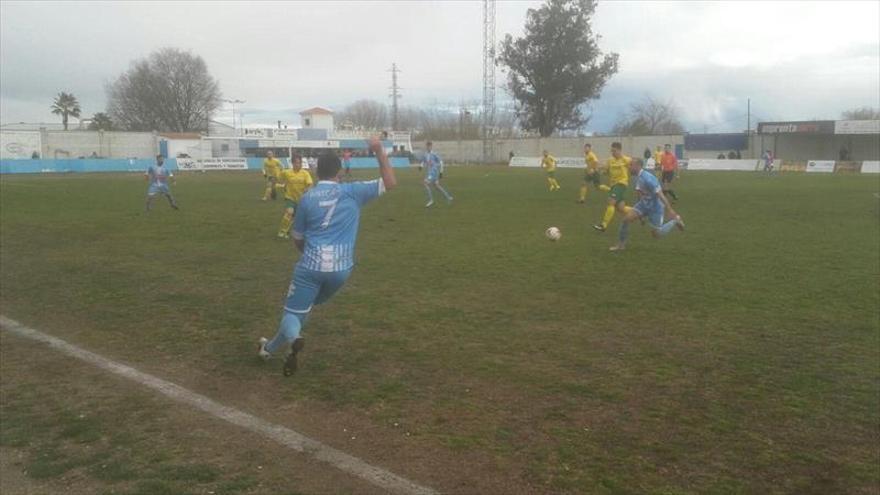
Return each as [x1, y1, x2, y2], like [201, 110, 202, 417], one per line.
[292, 179, 384, 272]
[423, 151, 442, 182]
[634, 169, 662, 207]
[146, 164, 172, 194]
[633, 169, 664, 227]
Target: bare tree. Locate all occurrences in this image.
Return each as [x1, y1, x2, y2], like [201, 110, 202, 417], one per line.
[106, 48, 222, 132]
[339, 99, 388, 130]
[612, 95, 684, 135]
[51, 92, 81, 131]
[493, 106, 521, 138]
[840, 107, 880, 120]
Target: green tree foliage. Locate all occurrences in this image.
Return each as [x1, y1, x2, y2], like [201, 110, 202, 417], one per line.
[106, 48, 222, 132]
[87, 112, 113, 131]
[50, 92, 81, 131]
[497, 0, 618, 137]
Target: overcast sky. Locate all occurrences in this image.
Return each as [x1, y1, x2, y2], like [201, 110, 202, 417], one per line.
[1, 0, 878, 133]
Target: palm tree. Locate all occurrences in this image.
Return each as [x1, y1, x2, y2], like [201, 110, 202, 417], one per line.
[50, 92, 82, 130]
[87, 112, 113, 131]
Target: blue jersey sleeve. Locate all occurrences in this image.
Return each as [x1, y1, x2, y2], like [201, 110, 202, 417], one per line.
[291, 199, 309, 240]
[344, 180, 384, 207]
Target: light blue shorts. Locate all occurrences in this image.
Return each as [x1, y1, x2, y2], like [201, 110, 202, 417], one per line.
[283, 265, 352, 318]
[425, 168, 440, 183]
[633, 200, 664, 228]
[148, 184, 171, 196]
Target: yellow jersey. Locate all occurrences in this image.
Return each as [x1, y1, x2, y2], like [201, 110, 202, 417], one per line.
[585, 151, 599, 171]
[263, 157, 282, 179]
[653, 150, 663, 166]
[279, 168, 313, 202]
[607, 154, 631, 186]
[541, 155, 557, 172]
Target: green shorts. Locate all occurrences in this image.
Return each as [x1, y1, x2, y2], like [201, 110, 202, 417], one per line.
[584, 170, 600, 186]
[284, 199, 298, 211]
[609, 184, 627, 204]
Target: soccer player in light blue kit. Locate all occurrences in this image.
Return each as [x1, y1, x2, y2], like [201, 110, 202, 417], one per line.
[421, 141, 453, 207]
[145, 155, 179, 212]
[609, 158, 684, 252]
[258, 138, 397, 376]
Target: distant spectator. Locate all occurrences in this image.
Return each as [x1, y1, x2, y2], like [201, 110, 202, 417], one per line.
[717, 153, 726, 159]
[735, 150, 742, 159]
[727, 150, 736, 159]
[762, 150, 774, 172]
[509, 150, 515, 161]
[31, 151, 40, 159]
[839, 146, 849, 161]
[90, 151, 99, 158]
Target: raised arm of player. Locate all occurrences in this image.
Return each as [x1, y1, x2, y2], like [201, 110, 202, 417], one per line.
[369, 137, 397, 191]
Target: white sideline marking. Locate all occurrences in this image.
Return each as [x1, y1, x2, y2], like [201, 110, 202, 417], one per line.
[0, 315, 438, 495]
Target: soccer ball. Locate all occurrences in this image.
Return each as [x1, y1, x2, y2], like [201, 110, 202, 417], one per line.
[545, 227, 561, 241]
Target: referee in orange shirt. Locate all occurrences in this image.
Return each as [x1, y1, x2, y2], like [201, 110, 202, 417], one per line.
[660, 144, 679, 201]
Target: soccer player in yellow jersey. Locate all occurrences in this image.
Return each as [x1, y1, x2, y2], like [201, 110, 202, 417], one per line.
[262, 150, 283, 201]
[541, 150, 561, 191]
[593, 141, 632, 232]
[277, 155, 314, 239]
[578, 143, 602, 203]
[653, 145, 663, 176]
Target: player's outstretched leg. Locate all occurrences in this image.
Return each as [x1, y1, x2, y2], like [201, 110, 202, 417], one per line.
[283, 338, 305, 377]
[262, 312, 307, 376]
[424, 181, 434, 207]
[278, 208, 294, 239]
[145, 194, 155, 212]
[435, 182, 453, 202]
[594, 202, 616, 232]
[610, 208, 640, 251]
[165, 192, 179, 210]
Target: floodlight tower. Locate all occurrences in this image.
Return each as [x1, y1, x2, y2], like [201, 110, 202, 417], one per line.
[389, 63, 402, 131]
[482, 0, 496, 164]
[222, 98, 245, 135]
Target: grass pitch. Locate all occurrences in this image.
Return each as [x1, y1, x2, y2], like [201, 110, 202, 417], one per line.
[1, 167, 878, 494]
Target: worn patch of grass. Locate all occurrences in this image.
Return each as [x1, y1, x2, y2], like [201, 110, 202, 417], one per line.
[1, 167, 878, 493]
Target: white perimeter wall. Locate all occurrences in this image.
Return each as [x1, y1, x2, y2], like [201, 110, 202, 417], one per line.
[45, 131, 157, 159]
[426, 135, 684, 163]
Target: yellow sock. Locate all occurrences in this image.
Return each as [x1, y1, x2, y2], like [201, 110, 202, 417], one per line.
[279, 211, 293, 235]
[599, 184, 610, 192]
[623, 205, 633, 214]
[552, 178, 560, 189]
[602, 205, 616, 228]
[579, 185, 587, 201]
[263, 186, 273, 200]
[547, 178, 554, 190]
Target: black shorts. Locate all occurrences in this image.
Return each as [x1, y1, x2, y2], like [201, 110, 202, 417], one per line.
[662, 171, 675, 184]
